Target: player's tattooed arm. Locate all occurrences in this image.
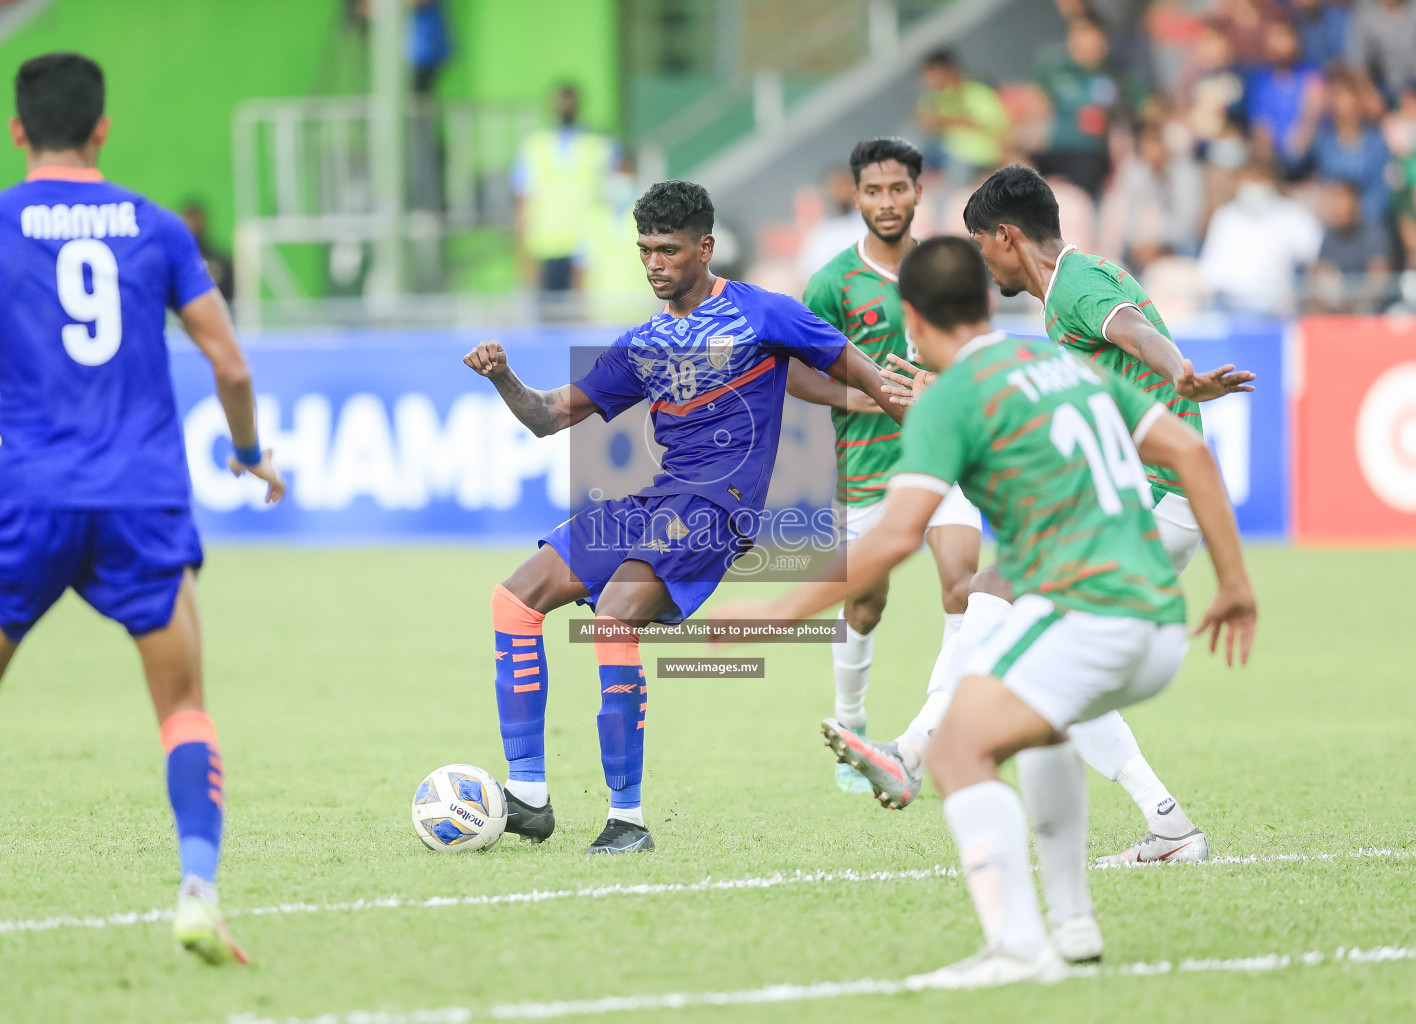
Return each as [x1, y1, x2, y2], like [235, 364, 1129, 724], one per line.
[823, 343, 906, 424]
[1104, 306, 1256, 402]
[463, 341, 598, 437]
[1138, 411, 1257, 666]
[785, 359, 882, 414]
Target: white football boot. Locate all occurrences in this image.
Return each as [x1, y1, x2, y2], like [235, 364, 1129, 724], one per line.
[173, 875, 248, 965]
[1050, 915, 1104, 963]
[1095, 827, 1209, 866]
[905, 944, 1067, 990]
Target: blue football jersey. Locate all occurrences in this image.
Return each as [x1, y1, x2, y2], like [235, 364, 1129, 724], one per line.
[0, 168, 215, 508]
[572, 278, 847, 515]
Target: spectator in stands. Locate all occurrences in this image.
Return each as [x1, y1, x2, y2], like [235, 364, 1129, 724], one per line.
[1180, 19, 1248, 154]
[1348, 0, 1416, 102]
[1289, 66, 1393, 224]
[1099, 120, 1204, 269]
[581, 154, 656, 326]
[915, 49, 1011, 185]
[1310, 178, 1394, 311]
[1384, 87, 1416, 275]
[1215, 0, 1286, 67]
[1034, 13, 1136, 198]
[1245, 18, 1324, 160]
[796, 167, 866, 279]
[408, 0, 450, 95]
[180, 202, 234, 303]
[1199, 157, 1324, 314]
[511, 84, 617, 307]
[1290, 0, 1354, 71]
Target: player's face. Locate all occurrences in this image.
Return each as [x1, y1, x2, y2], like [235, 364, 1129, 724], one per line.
[638, 230, 714, 301]
[854, 161, 920, 244]
[970, 227, 1027, 297]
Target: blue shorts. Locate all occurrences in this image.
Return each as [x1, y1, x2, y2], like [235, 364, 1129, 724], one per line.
[0, 506, 204, 642]
[541, 492, 752, 624]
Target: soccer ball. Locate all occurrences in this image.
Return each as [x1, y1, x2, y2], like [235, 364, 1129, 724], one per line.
[411, 763, 507, 852]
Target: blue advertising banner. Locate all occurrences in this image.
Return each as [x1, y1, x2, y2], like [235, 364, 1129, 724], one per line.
[172, 318, 1289, 543]
[170, 326, 838, 544]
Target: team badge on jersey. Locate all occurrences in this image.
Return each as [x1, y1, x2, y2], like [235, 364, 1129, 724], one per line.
[707, 335, 734, 369]
[665, 514, 690, 541]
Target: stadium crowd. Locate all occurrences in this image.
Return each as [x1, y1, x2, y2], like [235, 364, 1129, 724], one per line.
[788, 0, 1416, 317]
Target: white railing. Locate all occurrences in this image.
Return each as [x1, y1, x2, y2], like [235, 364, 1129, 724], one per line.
[231, 94, 538, 327]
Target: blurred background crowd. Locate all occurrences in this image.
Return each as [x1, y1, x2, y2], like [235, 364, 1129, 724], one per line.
[8, 0, 1414, 326]
[778, 0, 1416, 318]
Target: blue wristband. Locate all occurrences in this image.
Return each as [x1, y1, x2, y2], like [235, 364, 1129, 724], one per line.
[234, 441, 263, 467]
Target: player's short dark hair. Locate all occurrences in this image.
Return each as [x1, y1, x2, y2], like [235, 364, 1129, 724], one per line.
[633, 180, 714, 238]
[898, 236, 991, 331]
[14, 52, 105, 151]
[963, 164, 1062, 242]
[922, 47, 957, 69]
[849, 137, 923, 184]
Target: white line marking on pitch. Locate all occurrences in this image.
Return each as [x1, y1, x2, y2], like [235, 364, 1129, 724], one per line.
[215, 944, 1416, 1023]
[1, 846, 1407, 937]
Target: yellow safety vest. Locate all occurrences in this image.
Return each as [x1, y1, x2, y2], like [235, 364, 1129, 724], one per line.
[520, 129, 614, 260]
[582, 203, 657, 325]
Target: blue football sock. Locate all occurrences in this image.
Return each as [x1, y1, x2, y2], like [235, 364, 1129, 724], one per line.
[595, 623, 646, 808]
[161, 710, 224, 883]
[492, 584, 548, 784]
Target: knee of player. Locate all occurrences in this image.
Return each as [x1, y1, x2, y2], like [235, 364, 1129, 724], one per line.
[845, 594, 886, 634]
[968, 565, 1012, 601]
[940, 572, 973, 615]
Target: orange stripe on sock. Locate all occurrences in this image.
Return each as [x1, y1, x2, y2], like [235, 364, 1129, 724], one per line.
[209, 788, 224, 809]
[492, 584, 546, 635]
[512, 652, 538, 662]
[208, 771, 223, 790]
[636, 720, 645, 729]
[513, 682, 542, 693]
[639, 685, 647, 694]
[160, 709, 219, 754]
[640, 702, 647, 713]
[511, 637, 537, 647]
[513, 667, 540, 678]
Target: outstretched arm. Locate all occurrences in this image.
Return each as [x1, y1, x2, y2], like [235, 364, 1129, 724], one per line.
[786, 358, 889, 414]
[786, 357, 847, 409]
[179, 289, 286, 504]
[820, 343, 906, 425]
[464, 340, 600, 437]
[1106, 306, 1256, 402]
[1137, 410, 1256, 665]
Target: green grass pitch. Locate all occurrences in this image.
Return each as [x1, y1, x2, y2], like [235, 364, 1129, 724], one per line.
[0, 545, 1412, 1023]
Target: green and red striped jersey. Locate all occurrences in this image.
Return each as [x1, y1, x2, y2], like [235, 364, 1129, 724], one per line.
[803, 241, 909, 506]
[892, 332, 1185, 624]
[1042, 246, 1202, 501]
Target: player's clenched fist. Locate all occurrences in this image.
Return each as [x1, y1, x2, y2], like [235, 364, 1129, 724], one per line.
[463, 341, 508, 377]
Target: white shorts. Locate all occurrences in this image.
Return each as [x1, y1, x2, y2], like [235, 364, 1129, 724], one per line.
[1154, 491, 1201, 576]
[963, 593, 1189, 731]
[839, 486, 982, 544]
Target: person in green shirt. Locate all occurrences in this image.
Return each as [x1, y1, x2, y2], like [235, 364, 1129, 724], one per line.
[711, 236, 1257, 988]
[916, 49, 1010, 182]
[786, 138, 982, 797]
